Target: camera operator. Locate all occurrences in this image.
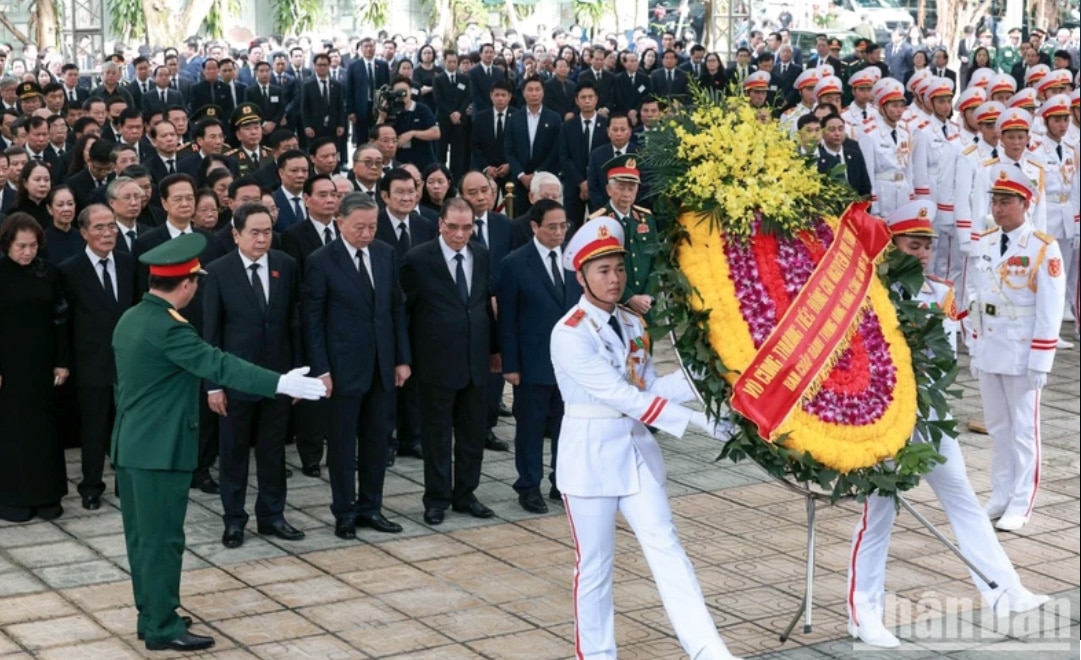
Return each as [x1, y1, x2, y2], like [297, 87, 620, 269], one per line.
[376, 75, 440, 169]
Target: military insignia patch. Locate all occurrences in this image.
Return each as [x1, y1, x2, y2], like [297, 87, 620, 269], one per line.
[1048, 258, 1063, 278]
[565, 308, 586, 327]
[168, 309, 189, 323]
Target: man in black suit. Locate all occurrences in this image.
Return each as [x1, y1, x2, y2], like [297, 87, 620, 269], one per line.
[304, 192, 411, 539]
[401, 197, 499, 526]
[496, 199, 583, 512]
[559, 82, 610, 226]
[346, 142, 383, 198]
[60, 204, 138, 510]
[188, 59, 232, 117]
[613, 53, 652, 125]
[543, 59, 578, 120]
[575, 48, 615, 115]
[127, 57, 154, 110]
[301, 53, 347, 145]
[140, 66, 186, 118]
[587, 114, 636, 211]
[432, 51, 471, 179]
[470, 80, 515, 195]
[244, 62, 287, 134]
[929, 48, 957, 85]
[505, 76, 561, 214]
[772, 46, 803, 99]
[817, 112, 872, 198]
[469, 43, 505, 112]
[144, 119, 182, 185]
[70, 139, 117, 213]
[60, 63, 91, 110]
[679, 44, 710, 86]
[726, 48, 757, 89]
[345, 37, 390, 148]
[806, 37, 844, 73]
[108, 177, 151, 253]
[651, 49, 690, 103]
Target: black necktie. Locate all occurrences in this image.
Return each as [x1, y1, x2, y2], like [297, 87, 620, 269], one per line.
[583, 118, 592, 146]
[161, 90, 166, 105]
[496, 112, 504, 142]
[449, 73, 454, 85]
[125, 229, 136, 250]
[474, 218, 486, 247]
[69, 89, 76, 102]
[321, 80, 328, 103]
[396, 221, 410, 256]
[250, 263, 267, 315]
[292, 196, 304, 221]
[991, 147, 998, 158]
[1056, 143, 1063, 161]
[862, 108, 867, 120]
[454, 253, 468, 303]
[356, 250, 374, 301]
[942, 124, 948, 139]
[548, 250, 564, 297]
[890, 128, 897, 144]
[100, 259, 116, 304]
[1000, 233, 1010, 256]
[166, 158, 175, 174]
[323, 226, 333, 245]
[607, 314, 623, 343]
[367, 62, 375, 99]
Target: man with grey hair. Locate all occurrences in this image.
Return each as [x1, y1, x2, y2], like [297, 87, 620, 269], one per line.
[107, 176, 150, 253]
[0, 77, 19, 113]
[302, 191, 411, 540]
[510, 171, 563, 249]
[90, 61, 135, 107]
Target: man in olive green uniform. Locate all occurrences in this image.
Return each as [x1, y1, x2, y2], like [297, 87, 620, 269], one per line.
[111, 234, 325, 652]
[997, 29, 1023, 73]
[224, 103, 271, 177]
[587, 154, 657, 317]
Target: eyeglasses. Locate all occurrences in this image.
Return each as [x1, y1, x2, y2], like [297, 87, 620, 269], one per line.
[358, 159, 384, 167]
[87, 224, 117, 234]
[539, 222, 570, 232]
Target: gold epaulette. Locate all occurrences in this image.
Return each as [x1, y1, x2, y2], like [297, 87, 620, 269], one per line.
[978, 226, 1000, 237]
[981, 157, 1000, 167]
[564, 308, 586, 327]
[1025, 158, 1044, 170]
[1033, 230, 1054, 245]
[168, 309, 189, 323]
[588, 207, 608, 220]
[962, 144, 977, 156]
[617, 304, 648, 330]
[631, 205, 651, 215]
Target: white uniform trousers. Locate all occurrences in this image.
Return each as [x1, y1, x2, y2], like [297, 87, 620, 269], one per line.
[847, 434, 1023, 621]
[563, 456, 729, 660]
[932, 225, 964, 286]
[980, 373, 1042, 517]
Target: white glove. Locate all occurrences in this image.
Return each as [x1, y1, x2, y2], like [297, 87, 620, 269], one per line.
[1026, 369, 1047, 391]
[690, 411, 737, 443]
[969, 363, 980, 380]
[276, 367, 327, 400]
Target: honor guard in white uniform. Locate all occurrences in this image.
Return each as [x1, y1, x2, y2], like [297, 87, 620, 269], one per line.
[902, 70, 932, 133]
[965, 68, 995, 93]
[1065, 89, 1080, 149]
[988, 73, 1017, 104]
[957, 87, 986, 148]
[550, 217, 739, 660]
[955, 102, 1005, 256]
[841, 68, 880, 139]
[780, 69, 819, 137]
[969, 108, 1048, 238]
[1032, 94, 1078, 323]
[813, 75, 843, 113]
[859, 79, 912, 216]
[847, 200, 1049, 648]
[912, 77, 963, 283]
[1071, 143, 1081, 336]
[964, 165, 1066, 532]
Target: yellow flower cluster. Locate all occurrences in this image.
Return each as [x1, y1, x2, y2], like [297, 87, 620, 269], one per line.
[669, 102, 823, 238]
[677, 212, 918, 473]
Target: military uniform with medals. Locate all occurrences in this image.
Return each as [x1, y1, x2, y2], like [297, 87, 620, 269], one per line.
[224, 103, 271, 177]
[587, 155, 657, 305]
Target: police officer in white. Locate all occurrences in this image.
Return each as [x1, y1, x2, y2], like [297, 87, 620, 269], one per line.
[912, 76, 963, 284]
[550, 217, 739, 660]
[968, 108, 1048, 240]
[847, 200, 1049, 649]
[965, 165, 1066, 532]
[858, 79, 912, 217]
[955, 101, 1005, 256]
[1032, 94, 1078, 327]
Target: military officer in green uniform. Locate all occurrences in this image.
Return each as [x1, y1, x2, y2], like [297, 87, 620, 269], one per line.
[997, 28, 1023, 73]
[587, 154, 657, 316]
[111, 234, 325, 652]
[224, 103, 271, 177]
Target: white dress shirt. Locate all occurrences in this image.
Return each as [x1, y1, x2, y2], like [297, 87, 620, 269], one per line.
[533, 237, 563, 286]
[438, 235, 472, 293]
[166, 221, 193, 239]
[239, 252, 270, 301]
[473, 211, 489, 245]
[86, 247, 117, 298]
[347, 244, 375, 287]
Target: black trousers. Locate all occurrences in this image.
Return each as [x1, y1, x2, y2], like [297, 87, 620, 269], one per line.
[390, 375, 422, 454]
[512, 383, 563, 494]
[217, 395, 289, 528]
[293, 398, 329, 468]
[76, 384, 114, 498]
[437, 117, 470, 179]
[486, 372, 505, 430]
[419, 379, 486, 511]
[326, 375, 395, 521]
[191, 394, 219, 487]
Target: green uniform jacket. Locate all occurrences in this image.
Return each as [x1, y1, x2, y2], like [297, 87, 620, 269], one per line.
[110, 293, 280, 471]
[225, 146, 270, 177]
[592, 203, 657, 302]
[997, 46, 1020, 74]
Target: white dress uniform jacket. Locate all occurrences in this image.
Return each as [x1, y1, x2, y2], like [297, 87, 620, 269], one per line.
[967, 155, 1048, 236]
[857, 121, 913, 216]
[912, 116, 963, 281]
[954, 140, 1000, 253]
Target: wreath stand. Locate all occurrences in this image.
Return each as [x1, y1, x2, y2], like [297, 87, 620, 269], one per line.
[774, 479, 999, 644]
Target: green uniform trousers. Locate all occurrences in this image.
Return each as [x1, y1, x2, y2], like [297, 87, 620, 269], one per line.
[116, 466, 190, 644]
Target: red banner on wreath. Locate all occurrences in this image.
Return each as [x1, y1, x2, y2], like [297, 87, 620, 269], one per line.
[730, 202, 893, 440]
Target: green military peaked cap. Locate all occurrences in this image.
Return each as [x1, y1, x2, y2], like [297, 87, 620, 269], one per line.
[139, 233, 208, 276]
[231, 103, 262, 128]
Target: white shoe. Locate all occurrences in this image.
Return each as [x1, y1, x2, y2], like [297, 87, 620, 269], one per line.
[692, 646, 742, 660]
[995, 512, 1029, 531]
[984, 501, 1007, 520]
[1057, 338, 1074, 349]
[848, 617, 901, 648]
[987, 587, 1051, 616]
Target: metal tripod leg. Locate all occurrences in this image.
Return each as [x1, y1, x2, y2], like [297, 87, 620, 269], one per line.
[780, 490, 817, 642]
[897, 494, 998, 590]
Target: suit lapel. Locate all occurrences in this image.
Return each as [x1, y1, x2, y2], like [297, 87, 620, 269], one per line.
[430, 242, 462, 302]
[116, 254, 134, 306]
[331, 240, 372, 306]
[266, 252, 283, 314]
[230, 252, 264, 316]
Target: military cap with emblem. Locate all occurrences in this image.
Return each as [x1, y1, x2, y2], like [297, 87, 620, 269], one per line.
[191, 104, 224, 125]
[1008, 27, 1022, 36]
[1038, 93, 1071, 120]
[16, 81, 42, 99]
[989, 163, 1035, 201]
[794, 69, 820, 92]
[965, 69, 995, 91]
[138, 233, 209, 277]
[989, 73, 1017, 97]
[563, 216, 626, 272]
[848, 67, 878, 90]
[885, 200, 937, 237]
[996, 106, 1032, 133]
[1035, 69, 1070, 96]
[603, 154, 641, 183]
[923, 76, 954, 104]
[743, 70, 772, 92]
[1024, 64, 1050, 88]
[1006, 88, 1037, 111]
[975, 100, 1005, 125]
[814, 75, 843, 102]
[957, 87, 986, 114]
[230, 103, 263, 129]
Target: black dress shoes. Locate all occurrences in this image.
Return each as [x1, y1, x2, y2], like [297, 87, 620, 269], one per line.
[81, 494, 101, 511]
[484, 431, 510, 452]
[222, 526, 244, 548]
[423, 508, 444, 525]
[301, 464, 321, 478]
[452, 501, 495, 519]
[397, 443, 423, 459]
[498, 402, 513, 417]
[284, 468, 293, 479]
[145, 631, 215, 652]
[355, 512, 403, 533]
[549, 486, 562, 502]
[519, 492, 549, 514]
[257, 520, 305, 541]
[138, 616, 192, 640]
[385, 453, 396, 468]
[334, 521, 357, 540]
[191, 478, 219, 495]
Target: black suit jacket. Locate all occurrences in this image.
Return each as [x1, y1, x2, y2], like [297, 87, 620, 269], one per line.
[301, 77, 347, 137]
[401, 239, 497, 388]
[140, 87, 186, 117]
[432, 71, 471, 120]
[542, 77, 577, 119]
[68, 169, 112, 213]
[59, 250, 137, 388]
[41, 146, 70, 184]
[817, 141, 872, 198]
[303, 239, 410, 395]
[470, 107, 513, 172]
[468, 64, 506, 112]
[613, 71, 652, 114]
[113, 222, 151, 254]
[202, 249, 301, 399]
[188, 80, 232, 114]
[504, 107, 561, 183]
[281, 219, 332, 275]
[133, 226, 220, 333]
[679, 60, 710, 87]
[650, 67, 690, 101]
[471, 211, 511, 283]
[560, 114, 610, 188]
[244, 83, 286, 126]
[575, 68, 615, 110]
[344, 58, 390, 120]
[375, 209, 437, 260]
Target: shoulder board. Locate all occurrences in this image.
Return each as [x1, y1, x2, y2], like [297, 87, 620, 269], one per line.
[1025, 158, 1044, 170]
[588, 207, 608, 219]
[962, 144, 977, 155]
[917, 120, 929, 130]
[224, 148, 240, 156]
[631, 205, 651, 214]
[864, 125, 876, 134]
[168, 309, 189, 323]
[564, 308, 586, 327]
[978, 227, 1000, 237]
[926, 274, 954, 286]
[981, 157, 1000, 167]
[616, 303, 648, 329]
[1033, 230, 1054, 244]
[946, 134, 959, 141]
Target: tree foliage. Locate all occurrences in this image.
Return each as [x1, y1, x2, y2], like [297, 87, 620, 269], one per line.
[272, 0, 322, 35]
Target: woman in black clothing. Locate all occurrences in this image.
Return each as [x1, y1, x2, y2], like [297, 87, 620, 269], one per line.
[0, 213, 70, 522]
[11, 160, 53, 229]
[41, 185, 84, 264]
[420, 163, 453, 214]
[414, 44, 443, 110]
[67, 134, 99, 178]
[702, 52, 729, 93]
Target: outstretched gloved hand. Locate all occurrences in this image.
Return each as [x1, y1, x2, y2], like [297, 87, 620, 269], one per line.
[276, 367, 327, 400]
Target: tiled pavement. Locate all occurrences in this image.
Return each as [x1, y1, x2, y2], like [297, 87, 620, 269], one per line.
[0, 337, 1077, 659]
